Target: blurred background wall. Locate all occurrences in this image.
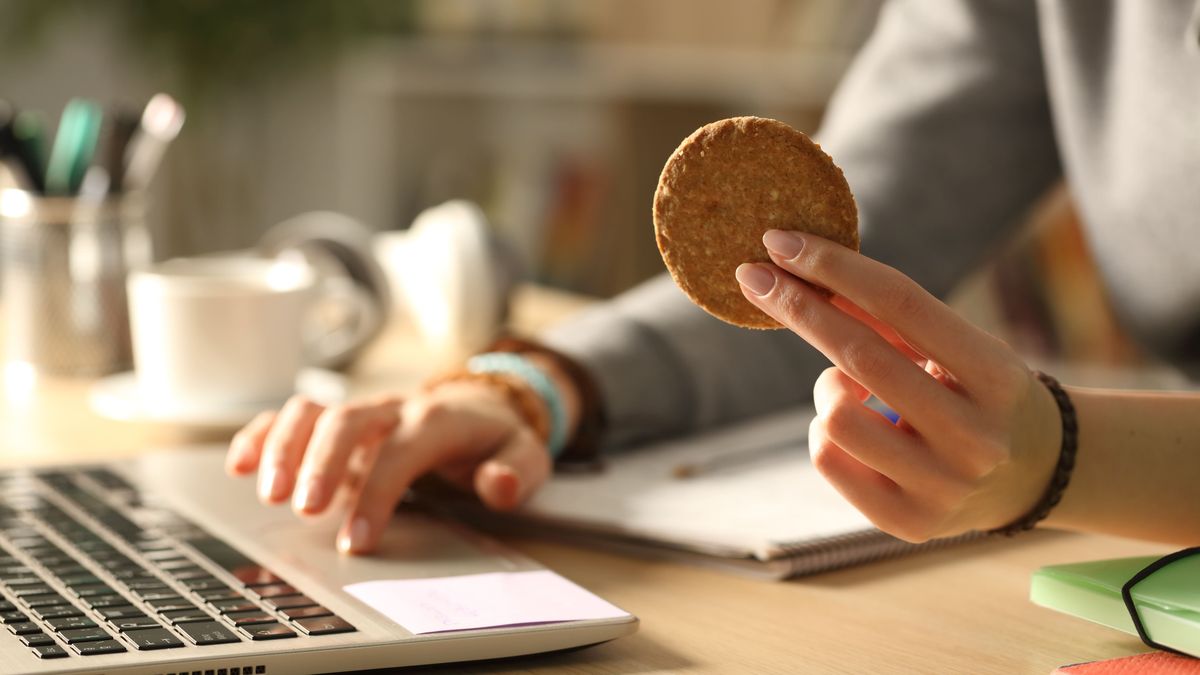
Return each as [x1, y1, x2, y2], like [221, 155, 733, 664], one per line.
[0, 0, 881, 297]
[0, 0, 1141, 368]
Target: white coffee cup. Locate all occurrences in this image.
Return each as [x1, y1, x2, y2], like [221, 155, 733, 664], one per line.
[127, 256, 373, 409]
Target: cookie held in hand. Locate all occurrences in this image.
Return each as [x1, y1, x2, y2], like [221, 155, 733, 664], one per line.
[653, 116, 859, 329]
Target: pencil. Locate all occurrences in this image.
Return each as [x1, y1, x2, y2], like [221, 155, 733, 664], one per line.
[671, 440, 801, 479]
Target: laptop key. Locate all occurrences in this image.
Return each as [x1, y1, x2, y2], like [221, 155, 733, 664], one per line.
[45, 616, 98, 631]
[120, 574, 164, 587]
[250, 583, 297, 598]
[59, 626, 112, 643]
[169, 567, 213, 581]
[0, 600, 15, 611]
[196, 588, 242, 601]
[33, 605, 84, 620]
[111, 616, 163, 632]
[71, 639, 126, 655]
[145, 597, 195, 612]
[135, 590, 180, 602]
[176, 620, 240, 645]
[11, 584, 53, 597]
[31, 643, 69, 659]
[22, 594, 68, 608]
[222, 611, 276, 627]
[85, 595, 131, 609]
[0, 609, 28, 623]
[71, 585, 116, 598]
[19, 632, 56, 647]
[181, 576, 225, 590]
[264, 594, 316, 610]
[143, 548, 185, 561]
[96, 605, 146, 621]
[211, 598, 259, 614]
[124, 627, 185, 650]
[160, 608, 214, 624]
[279, 605, 333, 621]
[294, 616, 356, 636]
[59, 573, 101, 586]
[2, 575, 43, 587]
[7, 621, 42, 635]
[240, 622, 296, 640]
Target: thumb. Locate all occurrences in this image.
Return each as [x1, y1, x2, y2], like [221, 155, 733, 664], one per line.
[474, 428, 553, 512]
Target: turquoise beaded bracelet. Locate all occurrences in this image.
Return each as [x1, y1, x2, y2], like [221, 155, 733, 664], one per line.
[467, 352, 569, 459]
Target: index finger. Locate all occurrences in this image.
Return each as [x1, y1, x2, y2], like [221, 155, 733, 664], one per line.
[762, 229, 1009, 386]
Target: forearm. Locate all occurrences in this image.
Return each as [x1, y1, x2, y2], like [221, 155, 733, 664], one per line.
[1044, 387, 1200, 545]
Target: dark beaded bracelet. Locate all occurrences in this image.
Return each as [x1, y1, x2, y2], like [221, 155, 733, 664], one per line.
[989, 371, 1079, 537]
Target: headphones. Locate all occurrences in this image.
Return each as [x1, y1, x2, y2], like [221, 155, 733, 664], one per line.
[263, 201, 521, 363]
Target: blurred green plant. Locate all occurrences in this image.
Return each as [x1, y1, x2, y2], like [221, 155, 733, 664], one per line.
[2, 0, 417, 99]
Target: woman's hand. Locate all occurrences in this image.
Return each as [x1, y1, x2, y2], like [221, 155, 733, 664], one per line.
[224, 380, 554, 555]
[736, 229, 1063, 542]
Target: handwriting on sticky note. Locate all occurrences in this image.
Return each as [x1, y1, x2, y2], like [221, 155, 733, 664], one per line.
[343, 570, 630, 635]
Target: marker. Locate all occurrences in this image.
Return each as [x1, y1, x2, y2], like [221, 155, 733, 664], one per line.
[45, 98, 102, 195]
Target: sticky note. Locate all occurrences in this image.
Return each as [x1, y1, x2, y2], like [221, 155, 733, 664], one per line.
[344, 570, 630, 635]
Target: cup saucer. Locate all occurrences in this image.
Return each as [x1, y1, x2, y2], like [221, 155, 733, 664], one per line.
[89, 368, 349, 429]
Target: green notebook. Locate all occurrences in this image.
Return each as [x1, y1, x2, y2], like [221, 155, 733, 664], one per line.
[1031, 551, 1200, 657]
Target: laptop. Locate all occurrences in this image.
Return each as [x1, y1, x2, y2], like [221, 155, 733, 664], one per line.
[0, 450, 638, 674]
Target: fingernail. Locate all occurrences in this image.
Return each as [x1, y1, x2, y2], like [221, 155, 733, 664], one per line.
[338, 517, 370, 554]
[293, 477, 325, 513]
[735, 263, 776, 296]
[763, 229, 806, 259]
[261, 467, 290, 503]
[258, 466, 277, 502]
[492, 464, 522, 507]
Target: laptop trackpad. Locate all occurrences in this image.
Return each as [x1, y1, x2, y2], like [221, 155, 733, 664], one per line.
[132, 450, 540, 590]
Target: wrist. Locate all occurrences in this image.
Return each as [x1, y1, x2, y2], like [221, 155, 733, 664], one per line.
[989, 371, 1078, 536]
[465, 352, 570, 458]
[423, 371, 553, 446]
[521, 352, 582, 442]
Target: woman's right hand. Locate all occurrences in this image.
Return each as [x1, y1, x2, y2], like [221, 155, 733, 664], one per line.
[224, 379, 556, 555]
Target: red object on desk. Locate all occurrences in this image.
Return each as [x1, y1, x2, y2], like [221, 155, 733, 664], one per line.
[1056, 652, 1200, 674]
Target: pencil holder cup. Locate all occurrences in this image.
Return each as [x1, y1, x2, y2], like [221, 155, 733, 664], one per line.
[0, 188, 152, 376]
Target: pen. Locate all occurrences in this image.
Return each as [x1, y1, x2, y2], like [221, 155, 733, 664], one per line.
[0, 104, 47, 193]
[0, 101, 30, 190]
[102, 109, 140, 193]
[671, 439, 802, 479]
[121, 93, 185, 193]
[13, 110, 49, 192]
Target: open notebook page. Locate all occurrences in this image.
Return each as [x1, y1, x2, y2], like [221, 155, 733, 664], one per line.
[520, 407, 875, 561]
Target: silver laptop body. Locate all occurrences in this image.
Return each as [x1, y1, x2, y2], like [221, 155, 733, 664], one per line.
[0, 449, 637, 675]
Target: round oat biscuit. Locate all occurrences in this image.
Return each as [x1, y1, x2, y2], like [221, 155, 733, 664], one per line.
[653, 116, 858, 329]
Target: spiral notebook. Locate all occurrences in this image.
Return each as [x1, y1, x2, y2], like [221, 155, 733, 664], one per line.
[431, 408, 969, 580]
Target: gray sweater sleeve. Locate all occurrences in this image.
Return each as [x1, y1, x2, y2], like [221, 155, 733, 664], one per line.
[541, 0, 1062, 450]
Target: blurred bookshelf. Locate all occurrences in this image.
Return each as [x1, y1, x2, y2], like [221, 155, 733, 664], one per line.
[333, 0, 883, 297]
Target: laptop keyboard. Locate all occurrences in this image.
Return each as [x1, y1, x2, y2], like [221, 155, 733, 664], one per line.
[0, 467, 356, 661]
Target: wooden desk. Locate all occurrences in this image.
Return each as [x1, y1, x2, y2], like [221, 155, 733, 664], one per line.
[0, 285, 1168, 674]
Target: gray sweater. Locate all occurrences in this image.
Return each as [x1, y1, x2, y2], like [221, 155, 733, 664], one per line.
[543, 0, 1200, 449]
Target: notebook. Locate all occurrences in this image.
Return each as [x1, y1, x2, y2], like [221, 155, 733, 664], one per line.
[1032, 553, 1200, 658]
[428, 407, 971, 580]
[0, 451, 635, 675]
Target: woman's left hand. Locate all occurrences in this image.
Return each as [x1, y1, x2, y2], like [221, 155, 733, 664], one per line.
[736, 229, 1063, 542]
